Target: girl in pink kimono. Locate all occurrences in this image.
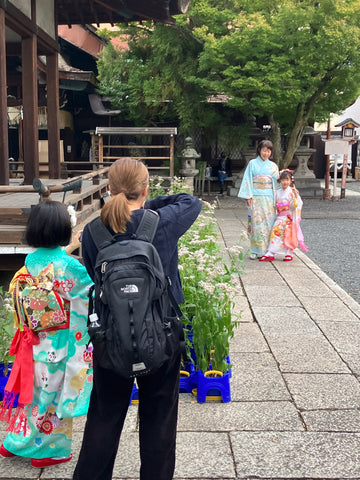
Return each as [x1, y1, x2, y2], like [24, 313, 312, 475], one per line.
[259, 170, 308, 262]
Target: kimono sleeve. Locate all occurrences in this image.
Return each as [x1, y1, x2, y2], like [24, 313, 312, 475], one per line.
[238, 161, 254, 199]
[56, 254, 93, 303]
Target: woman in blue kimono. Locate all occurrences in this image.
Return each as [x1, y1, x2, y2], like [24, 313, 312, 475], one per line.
[238, 140, 279, 259]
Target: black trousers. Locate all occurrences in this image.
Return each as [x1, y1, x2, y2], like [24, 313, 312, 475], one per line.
[73, 347, 181, 480]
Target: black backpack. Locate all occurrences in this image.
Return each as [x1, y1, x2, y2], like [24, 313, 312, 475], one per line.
[87, 209, 183, 378]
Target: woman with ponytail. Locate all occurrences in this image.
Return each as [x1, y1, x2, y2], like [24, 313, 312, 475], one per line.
[73, 158, 202, 480]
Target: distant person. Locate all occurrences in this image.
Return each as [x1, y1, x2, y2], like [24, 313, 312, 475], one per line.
[217, 152, 232, 195]
[0, 201, 93, 468]
[73, 158, 202, 480]
[260, 169, 308, 262]
[238, 140, 279, 259]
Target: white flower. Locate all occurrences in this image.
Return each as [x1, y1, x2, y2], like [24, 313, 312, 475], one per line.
[67, 205, 77, 228]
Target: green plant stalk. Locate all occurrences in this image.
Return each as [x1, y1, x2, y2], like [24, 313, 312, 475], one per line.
[0, 286, 15, 368]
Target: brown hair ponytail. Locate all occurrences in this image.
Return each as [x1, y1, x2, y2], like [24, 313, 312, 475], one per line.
[101, 158, 149, 233]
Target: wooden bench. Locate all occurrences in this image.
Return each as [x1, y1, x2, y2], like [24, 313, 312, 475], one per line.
[204, 176, 237, 195]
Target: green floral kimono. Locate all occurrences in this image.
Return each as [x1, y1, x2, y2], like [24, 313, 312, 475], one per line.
[3, 247, 93, 459]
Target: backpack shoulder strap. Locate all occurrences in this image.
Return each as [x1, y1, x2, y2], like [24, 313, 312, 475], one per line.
[88, 217, 114, 250]
[135, 209, 159, 243]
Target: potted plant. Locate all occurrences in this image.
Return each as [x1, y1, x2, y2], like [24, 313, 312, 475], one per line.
[178, 201, 244, 402]
[147, 176, 244, 402]
[0, 286, 15, 400]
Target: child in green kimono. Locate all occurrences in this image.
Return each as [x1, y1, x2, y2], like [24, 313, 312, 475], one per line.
[0, 201, 93, 468]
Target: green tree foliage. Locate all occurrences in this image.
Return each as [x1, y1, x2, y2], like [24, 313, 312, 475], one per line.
[193, 0, 360, 167]
[97, 23, 223, 134]
[97, 0, 360, 167]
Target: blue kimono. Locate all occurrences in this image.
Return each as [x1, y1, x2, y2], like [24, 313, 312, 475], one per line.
[238, 156, 279, 255]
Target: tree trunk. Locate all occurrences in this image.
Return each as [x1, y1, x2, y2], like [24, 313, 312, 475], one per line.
[269, 114, 283, 167]
[282, 104, 309, 168]
[282, 83, 325, 168]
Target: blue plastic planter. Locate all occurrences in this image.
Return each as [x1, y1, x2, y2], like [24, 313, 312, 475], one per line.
[196, 370, 231, 403]
[0, 376, 8, 401]
[0, 363, 18, 407]
[179, 362, 198, 393]
[129, 382, 139, 405]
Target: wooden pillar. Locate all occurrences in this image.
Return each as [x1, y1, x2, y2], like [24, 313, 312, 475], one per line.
[22, 34, 39, 184]
[46, 53, 60, 178]
[170, 134, 175, 177]
[98, 135, 103, 163]
[0, 9, 9, 185]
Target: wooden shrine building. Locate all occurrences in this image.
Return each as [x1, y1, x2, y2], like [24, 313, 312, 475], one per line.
[0, 0, 190, 185]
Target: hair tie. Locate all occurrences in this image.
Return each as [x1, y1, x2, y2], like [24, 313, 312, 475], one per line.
[113, 190, 127, 196]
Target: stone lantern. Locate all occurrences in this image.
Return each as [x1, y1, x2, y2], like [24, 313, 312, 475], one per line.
[178, 136, 200, 193]
[294, 126, 317, 178]
[293, 126, 322, 197]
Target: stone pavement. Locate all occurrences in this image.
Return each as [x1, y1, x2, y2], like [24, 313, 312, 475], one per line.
[1, 198, 360, 479]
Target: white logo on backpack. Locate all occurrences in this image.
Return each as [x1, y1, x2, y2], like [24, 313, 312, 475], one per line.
[121, 284, 139, 294]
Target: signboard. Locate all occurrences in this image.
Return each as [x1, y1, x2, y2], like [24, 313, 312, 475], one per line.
[324, 139, 349, 155]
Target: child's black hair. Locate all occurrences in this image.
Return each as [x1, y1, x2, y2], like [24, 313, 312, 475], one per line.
[26, 201, 72, 248]
[278, 170, 294, 183]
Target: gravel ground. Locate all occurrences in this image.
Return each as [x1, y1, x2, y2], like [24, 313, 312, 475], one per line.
[301, 181, 360, 304]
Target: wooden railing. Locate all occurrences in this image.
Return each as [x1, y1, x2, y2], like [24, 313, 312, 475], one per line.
[0, 168, 110, 250]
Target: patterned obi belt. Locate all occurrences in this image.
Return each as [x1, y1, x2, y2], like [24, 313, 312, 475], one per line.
[277, 202, 290, 216]
[253, 175, 272, 189]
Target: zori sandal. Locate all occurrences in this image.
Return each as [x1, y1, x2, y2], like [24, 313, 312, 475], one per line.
[259, 255, 275, 262]
[0, 445, 16, 458]
[31, 454, 73, 468]
[283, 255, 293, 262]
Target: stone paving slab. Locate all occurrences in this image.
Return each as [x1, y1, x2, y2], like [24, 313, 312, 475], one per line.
[230, 353, 291, 402]
[244, 285, 301, 307]
[241, 270, 287, 287]
[231, 431, 360, 478]
[340, 353, 360, 377]
[300, 296, 360, 323]
[174, 432, 235, 479]
[316, 321, 360, 355]
[279, 269, 337, 298]
[265, 334, 351, 373]
[284, 373, 360, 410]
[302, 409, 360, 432]
[230, 323, 270, 353]
[232, 294, 254, 322]
[177, 401, 304, 432]
[0, 455, 38, 479]
[253, 306, 320, 335]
